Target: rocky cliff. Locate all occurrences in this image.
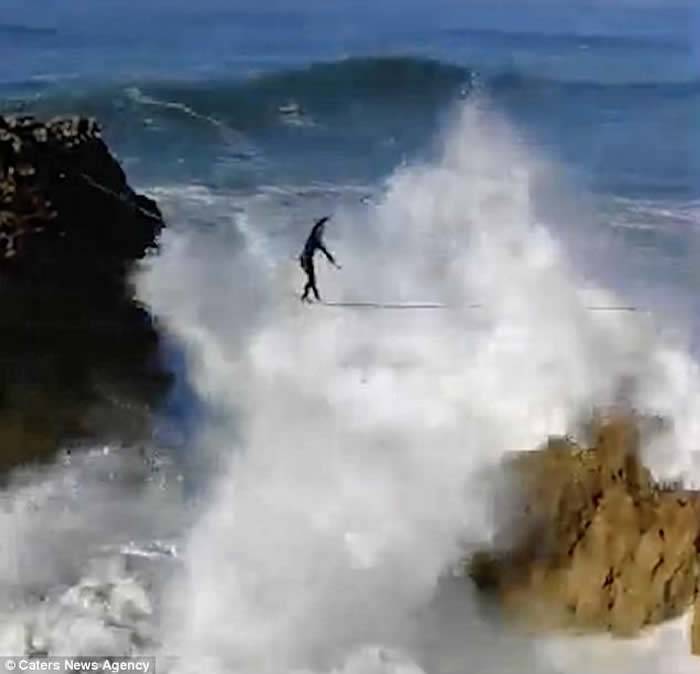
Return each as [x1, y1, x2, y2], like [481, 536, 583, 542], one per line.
[0, 114, 171, 471]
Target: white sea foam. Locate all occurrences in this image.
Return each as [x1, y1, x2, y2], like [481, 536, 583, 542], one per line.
[0, 98, 696, 672]
[133, 101, 700, 673]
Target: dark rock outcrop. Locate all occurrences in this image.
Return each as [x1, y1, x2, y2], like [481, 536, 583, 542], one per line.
[0, 114, 171, 471]
[468, 416, 700, 655]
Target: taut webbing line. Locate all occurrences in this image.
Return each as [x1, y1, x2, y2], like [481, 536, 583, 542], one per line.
[319, 301, 644, 312]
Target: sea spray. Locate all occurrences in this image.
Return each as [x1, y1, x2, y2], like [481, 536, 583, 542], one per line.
[138, 100, 700, 673]
[0, 98, 691, 674]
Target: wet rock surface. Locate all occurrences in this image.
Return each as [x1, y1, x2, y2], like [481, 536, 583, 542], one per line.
[0, 114, 171, 472]
[469, 417, 700, 654]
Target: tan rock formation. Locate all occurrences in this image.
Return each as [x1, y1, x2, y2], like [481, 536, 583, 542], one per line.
[469, 417, 700, 654]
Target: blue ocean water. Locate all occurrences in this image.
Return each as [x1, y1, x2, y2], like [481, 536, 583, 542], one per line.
[2, 1, 695, 322]
[0, 2, 695, 352]
[0, 1, 695, 338]
[0, 1, 695, 193]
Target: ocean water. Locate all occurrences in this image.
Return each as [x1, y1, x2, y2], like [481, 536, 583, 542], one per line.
[0, 1, 699, 672]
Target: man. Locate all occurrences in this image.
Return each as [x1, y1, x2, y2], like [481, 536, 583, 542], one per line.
[299, 215, 341, 302]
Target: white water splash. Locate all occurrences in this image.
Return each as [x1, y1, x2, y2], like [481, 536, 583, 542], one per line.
[0, 98, 696, 672]
[0, 445, 184, 656]
[133, 101, 700, 673]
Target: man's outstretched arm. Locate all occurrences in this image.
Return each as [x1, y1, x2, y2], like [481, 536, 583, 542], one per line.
[319, 243, 340, 267]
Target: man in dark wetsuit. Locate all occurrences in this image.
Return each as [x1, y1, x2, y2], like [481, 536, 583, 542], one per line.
[299, 216, 341, 302]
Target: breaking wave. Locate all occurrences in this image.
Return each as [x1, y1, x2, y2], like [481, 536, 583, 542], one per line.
[7, 56, 696, 137]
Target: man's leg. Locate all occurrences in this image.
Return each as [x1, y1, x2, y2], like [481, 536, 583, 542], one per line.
[300, 257, 312, 301]
[308, 263, 320, 302]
